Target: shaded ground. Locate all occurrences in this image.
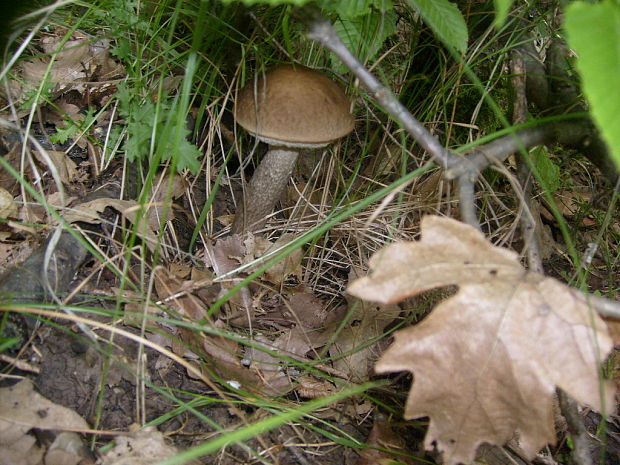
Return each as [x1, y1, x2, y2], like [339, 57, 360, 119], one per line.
[30, 322, 368, 464]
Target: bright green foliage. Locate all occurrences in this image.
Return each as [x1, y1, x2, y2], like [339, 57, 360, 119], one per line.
[117, 83, 201, 173]
[93, 1, 150, 62]
[51, 108, 96, 145]
[160, 124, 202, 174]
[320, 0, 397, 72]
[406, 0, 468, 55]
[493, 0, 513, 27]
[51, 123, 79, 145]
[565, 1, 620, 172]
[531, 146, 560, 194]
[331, 9, 397, 73]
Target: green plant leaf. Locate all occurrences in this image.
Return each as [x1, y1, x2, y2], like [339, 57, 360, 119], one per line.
[117, 83, 201, 173]
[331, 9, 397, 73]
[320, 0, 394, 19]
[531, 146, 560, 194]
[565, 1, 620, 172]
[51, 124, 79, 145]
[406, 0, 468, 54]
[493, 0, 513, 27]
[162, 126, 202, 173]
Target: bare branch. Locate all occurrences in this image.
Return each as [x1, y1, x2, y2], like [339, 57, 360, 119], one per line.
[511, 50, 544, 274]
[302, 14, 455, 170]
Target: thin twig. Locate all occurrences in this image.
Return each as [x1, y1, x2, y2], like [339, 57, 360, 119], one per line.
[302, 11, 454, 170]
[558, 390, 594, 465]
[579, 293, 620, 320]
[457, 174, 479, 229]
[511, 50, 544, 274]
[301, 11, 483, 228]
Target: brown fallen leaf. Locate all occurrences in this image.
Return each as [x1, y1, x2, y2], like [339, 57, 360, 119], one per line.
[348, 217, 524, 305]
[19, 34, 123, 98]
[348, 215, 615, 465]
[147, 173, 186, 232]
[0, 187, 18, 220]
[0, 379, 90, 465]
[205, 234, 245, 275]
[61, 198, 138, 224]
[61, 198, 168, 251]
[244, 233, 303, 285]
[330, 273, 401, 383]
[0, 144, 23, 194]
[33, 149, 79, 184]
[153, 266, 232, 354]
[243, 334, 295, 396]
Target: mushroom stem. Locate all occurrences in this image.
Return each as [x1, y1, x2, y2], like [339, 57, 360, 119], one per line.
[232, 148, 300, 234]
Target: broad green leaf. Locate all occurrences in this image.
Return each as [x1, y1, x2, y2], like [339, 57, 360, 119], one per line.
[565, 1, 620, 172]
[331, 9, 397, 73]
[406, 0, 468, 55]
[493, 0, 513, 27]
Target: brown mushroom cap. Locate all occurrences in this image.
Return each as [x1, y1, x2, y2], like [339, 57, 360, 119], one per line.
[235, 65, 354, 147]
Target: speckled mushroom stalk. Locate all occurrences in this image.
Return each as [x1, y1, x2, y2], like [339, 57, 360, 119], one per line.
[231, 147, 302, 234]
[232, 65, 354, 234]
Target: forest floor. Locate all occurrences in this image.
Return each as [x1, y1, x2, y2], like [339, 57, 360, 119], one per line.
[1, 4, 620, 465]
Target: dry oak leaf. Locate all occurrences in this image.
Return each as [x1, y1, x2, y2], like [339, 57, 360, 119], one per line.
[348, 215, 615, 465]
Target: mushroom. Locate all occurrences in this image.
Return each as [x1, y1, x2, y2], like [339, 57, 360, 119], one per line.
[232, 64, 354, 234]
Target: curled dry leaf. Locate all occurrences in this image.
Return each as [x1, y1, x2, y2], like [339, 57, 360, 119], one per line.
[147, 174, 186, 232]
[348, 215, 615, 465]
[61, 198, 168, 251]
[206, 233, 302, 286]
[244, 334, 295, 396]
[330, 297, 401, 383]
[348, 216, 524, 305]
[296, 375, 336, 398]
[205, 234, 245, 275]
[288, 292, 329, 329]
[329, 268, 402, 383]
[18, 35, 123, 98]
